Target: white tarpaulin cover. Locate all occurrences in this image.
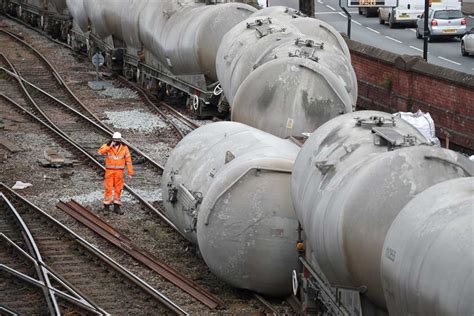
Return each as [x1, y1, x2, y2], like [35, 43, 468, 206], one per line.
[394, 110, 441, 146]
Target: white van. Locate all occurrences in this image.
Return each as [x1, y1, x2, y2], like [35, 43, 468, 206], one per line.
[378, 0, 425, 28]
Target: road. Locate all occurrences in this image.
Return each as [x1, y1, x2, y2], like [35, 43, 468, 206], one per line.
[314, 0, 474, 74]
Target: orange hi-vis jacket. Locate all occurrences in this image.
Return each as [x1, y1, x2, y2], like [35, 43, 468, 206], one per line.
[98, 143, 133, 175]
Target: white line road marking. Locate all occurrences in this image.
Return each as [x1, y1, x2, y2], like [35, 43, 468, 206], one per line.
[409, 45, 423, 52]
[317, 0, 324, 3]
[438, 56, 461, 65]
[367, 27, 380, 34]
[326, 4, 336, 10]
[385, 36, 402, 43]
[316, 10, 357, 15]
[406, 29, 417, 33]
[352, 20, 362, 25]
[315, 11, 345, 14]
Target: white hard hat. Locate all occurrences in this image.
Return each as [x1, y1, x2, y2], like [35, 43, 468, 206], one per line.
[112, 132, 122, 139]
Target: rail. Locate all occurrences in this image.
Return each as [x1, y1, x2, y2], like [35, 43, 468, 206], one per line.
[0, 184, 188, 315]
[0, 64, 165, 172]
[253, 294, 278, 316]
[56, 200, 225, 309]
[0, 28, 110, 130]
[0, 233, 105, 315]
[114, 75, 186, 140]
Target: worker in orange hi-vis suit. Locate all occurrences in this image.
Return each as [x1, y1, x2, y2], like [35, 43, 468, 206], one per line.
[97, 132, 133, 214]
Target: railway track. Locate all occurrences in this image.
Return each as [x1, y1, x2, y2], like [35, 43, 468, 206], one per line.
[0, 92, 182, 235]
[0, 29, 166, 172]
[0, 184, 186, 315]
[0, 31, 186, 236]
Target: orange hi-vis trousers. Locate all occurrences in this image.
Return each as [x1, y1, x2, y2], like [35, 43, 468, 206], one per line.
[104, 169, 124, 205]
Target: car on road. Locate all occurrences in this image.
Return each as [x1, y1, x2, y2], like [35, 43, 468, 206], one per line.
[416, 8, 467, 41]
[379, 0, 424, 28]
[461, 27, 474, 56]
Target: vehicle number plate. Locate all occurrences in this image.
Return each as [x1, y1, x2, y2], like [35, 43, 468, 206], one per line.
[443, 29, 456, 33]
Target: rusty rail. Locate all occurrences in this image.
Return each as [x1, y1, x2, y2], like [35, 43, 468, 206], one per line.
[0, 183, 188, 315]
[254, 294, 278, 316]
[0, 65, 165, 172]
[115, 75, 199, 132]
[56, 200, 225, 310]
[0, 28, 110, 131]
[159, 100, 200, 131]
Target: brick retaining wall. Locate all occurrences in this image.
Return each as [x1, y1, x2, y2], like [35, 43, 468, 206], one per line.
[346, 39, 474, 153]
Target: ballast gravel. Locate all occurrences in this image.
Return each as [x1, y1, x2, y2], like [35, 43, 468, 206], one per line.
[103, 109, 168, 133]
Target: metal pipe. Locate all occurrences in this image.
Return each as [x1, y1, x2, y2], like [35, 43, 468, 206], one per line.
[340, 6, 351, 39]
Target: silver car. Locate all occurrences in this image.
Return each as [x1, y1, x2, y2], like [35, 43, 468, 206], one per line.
[461, 27, 474, 56]
[416, 8, 467, 41]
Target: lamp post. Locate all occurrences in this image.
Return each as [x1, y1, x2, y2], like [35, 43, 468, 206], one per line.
[422, 0, 429, 61]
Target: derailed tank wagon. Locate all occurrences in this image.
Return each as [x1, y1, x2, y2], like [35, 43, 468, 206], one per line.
[291, 111, 474, 314]
[162, 122, 300, 296]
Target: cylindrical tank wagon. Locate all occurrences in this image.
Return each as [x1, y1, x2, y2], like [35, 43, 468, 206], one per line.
[216, 10, 356, 138]
[381, 177, 474, 315]
[232, 57, 352, 138]
[81, 0, 256, 81]
[66, 0, 87, 32]
[162, 122, 300, 296]
[291, 111, 474, 309]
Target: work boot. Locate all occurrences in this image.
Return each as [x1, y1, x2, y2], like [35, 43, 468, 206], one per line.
[114, 203, 123, 215]
[103, 204, 110, 213]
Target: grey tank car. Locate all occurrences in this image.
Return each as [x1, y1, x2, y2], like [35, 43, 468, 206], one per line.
[65, 1, 356, 134]
[291, 110, 474, 310]
[76, 0, 256, 81]
[216, 8, 356, 138]
[162, 122, 299, 296]
[382, 177, 474, 315]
